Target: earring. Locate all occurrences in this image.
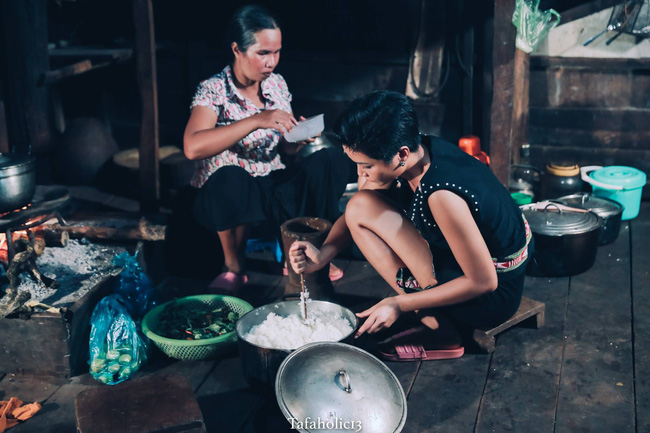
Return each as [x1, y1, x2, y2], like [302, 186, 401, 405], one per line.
[399, 161, 405, 167]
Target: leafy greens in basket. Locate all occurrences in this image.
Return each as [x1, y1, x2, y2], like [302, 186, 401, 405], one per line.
[157, 301, 240, 340]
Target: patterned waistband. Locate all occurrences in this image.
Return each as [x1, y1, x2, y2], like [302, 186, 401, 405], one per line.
[493, 215, 532, 273]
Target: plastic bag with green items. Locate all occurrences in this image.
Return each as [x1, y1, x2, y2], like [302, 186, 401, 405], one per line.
[88, 295, 148, 385]
[512, 0, 561, 53]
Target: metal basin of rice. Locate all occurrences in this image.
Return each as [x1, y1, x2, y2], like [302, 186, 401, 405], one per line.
[235, 300, 358, 387]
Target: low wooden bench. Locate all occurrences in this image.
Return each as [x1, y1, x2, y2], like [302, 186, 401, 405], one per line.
[75, 374, 206, 433]
[472, 296, 545, 353]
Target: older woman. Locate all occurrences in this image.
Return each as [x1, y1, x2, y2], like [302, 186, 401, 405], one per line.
[184, 5, 352, 292]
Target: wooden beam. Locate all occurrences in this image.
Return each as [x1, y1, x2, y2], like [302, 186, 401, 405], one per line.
[43, 48, 134, 85]
[133, 0, 160, 212]
[530, 56, 650, 70]
[48, 47, 133, 60]
[484, 0, 517, 186]
[0, 0, 53, 154]
[511, 49, 530, 165]
[41, 60, 93, 85]
[0, 91, 9, 154]
[461, 21, 475, 136]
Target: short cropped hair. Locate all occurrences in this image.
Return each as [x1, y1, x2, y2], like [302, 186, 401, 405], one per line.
[334, 90, 420, 162]
[226, 5, 280, 53]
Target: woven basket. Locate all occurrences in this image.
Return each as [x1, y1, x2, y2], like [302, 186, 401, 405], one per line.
[142, 295, 253, 361]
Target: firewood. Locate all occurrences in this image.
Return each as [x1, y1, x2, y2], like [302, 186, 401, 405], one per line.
[0, 287, 31, 318]
[30, 228, 69, 247]
[35, 218, 165, 242]
[27, 231, 46, 256]
[7, 239, 58, 291]
[32, 237, 46, 256]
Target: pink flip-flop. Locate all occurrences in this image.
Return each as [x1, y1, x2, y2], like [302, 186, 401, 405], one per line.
[282, 263, 344, 282]
[208, 271, 249, 295]
[378, 326, 464, 362]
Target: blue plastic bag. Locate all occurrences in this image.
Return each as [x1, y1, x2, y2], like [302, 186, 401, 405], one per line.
[112, 251, 154, 319]
[88, 295, 148, 385]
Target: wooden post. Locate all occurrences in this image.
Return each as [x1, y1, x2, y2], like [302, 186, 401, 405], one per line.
[0, 0, 53, 154]
[133, 0, 160, 212]
[511, 49, 530, 165]
[461, 22, 475, 136]
[483, 0, 517, 186]
[0, 92, 9, 154]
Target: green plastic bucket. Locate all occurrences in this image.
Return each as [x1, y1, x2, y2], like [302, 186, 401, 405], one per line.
[511, 192, 533, 206]
[581, 165, 646, 221]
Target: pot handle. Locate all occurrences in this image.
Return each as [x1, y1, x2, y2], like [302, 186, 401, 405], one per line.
[336, 369, 352, 393]
[580, 165, 624, 191]
[543, 202, 562, 213]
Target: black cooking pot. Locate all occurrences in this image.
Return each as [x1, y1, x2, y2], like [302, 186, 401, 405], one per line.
[522, 203, 602, 277]
[556, 193, 623, 246]
[0, 153, 36, 212]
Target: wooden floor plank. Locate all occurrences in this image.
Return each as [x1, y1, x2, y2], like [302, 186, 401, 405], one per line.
[145, 359, 217, 393]
[386, 361, 420, 398]
[406, 355, 492, 432]
[195, 355, 284, 433]
[631, 202, 650, 432]
[554, 222, 635, 433]
[475, 275, 569, 432]
[0, 373, 66, 404]
[9, 374, 101, 433]
[195, 356, 248, 397]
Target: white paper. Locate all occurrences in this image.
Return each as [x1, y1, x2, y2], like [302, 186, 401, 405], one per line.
[283, 114, 325, 143]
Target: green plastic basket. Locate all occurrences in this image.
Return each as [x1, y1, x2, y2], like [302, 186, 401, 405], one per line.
[142, 295, 253, 361]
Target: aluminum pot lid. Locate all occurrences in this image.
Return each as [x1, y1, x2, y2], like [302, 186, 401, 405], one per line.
[0, 153, 34, 172]
[521, 203, 602, 236]
[590, 166, 646, 190]
[275, 342, 407, 433]
[556, 193, 623, 218]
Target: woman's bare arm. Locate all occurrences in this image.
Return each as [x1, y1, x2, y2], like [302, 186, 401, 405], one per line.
[355, 190, 499, 336]
[183, 106, 297, 160]
[289, 212, 353, 273]
[395, 190, 498, 312]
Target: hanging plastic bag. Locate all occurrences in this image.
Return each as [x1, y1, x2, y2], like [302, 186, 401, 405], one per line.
[112, 251, 154, 320]
[512, 0, 561, 53]
[88, 295, 148, 385]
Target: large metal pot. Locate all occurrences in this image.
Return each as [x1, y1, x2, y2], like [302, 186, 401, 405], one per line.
[297, 131, 341, 159]
[522, 203, 602, 277]
[235, 300, 358, 388]
[276, 342, 407, 433]
[0, 153, 36, 212]
[556, 193, 623, 246]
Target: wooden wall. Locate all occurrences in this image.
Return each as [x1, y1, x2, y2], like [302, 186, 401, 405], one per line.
[528, 56, 650, 197]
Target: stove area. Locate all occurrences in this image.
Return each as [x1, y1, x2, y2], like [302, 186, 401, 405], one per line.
[0, 186, 71, 262]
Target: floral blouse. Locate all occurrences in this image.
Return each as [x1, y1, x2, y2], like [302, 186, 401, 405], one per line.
[189, 65, 293, 188]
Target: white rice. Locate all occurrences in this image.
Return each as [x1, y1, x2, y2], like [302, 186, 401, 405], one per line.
[245, 309, 354, 351]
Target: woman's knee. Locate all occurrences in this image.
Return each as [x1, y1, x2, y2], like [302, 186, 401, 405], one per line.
[345, 190, 385, 223]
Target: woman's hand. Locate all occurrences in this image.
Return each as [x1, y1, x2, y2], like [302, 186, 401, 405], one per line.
[255, 109, 297, 134]
[289, 241, 327, 274]
[279, 116, 318, 155]
[355, 297, 402, 338]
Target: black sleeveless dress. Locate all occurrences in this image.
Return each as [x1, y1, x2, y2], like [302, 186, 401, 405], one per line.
[395, 136, 533, 329]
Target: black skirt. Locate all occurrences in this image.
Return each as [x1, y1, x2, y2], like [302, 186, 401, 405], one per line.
[192, 147, 355, 235]
[431, 236, 535, 329]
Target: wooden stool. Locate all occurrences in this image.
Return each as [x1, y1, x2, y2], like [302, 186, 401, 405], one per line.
[75, 374, 206, 433]
[472, 296, 545, 353]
